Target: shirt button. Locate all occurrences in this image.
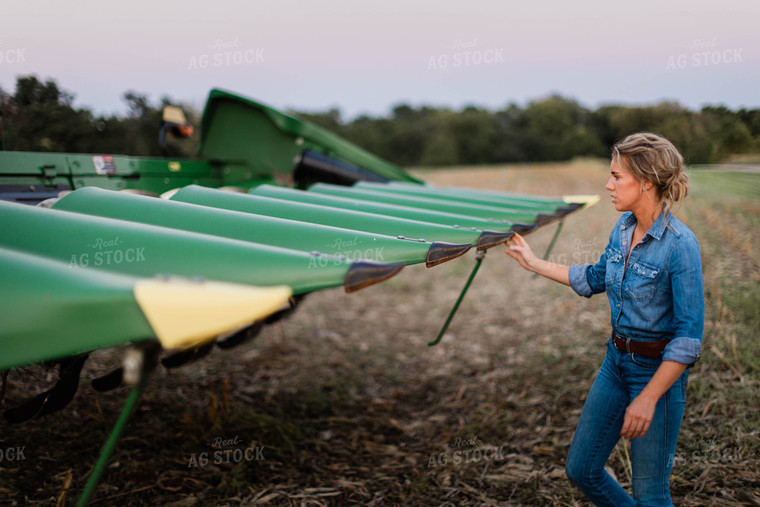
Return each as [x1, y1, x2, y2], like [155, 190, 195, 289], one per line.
[617, 303, 620, 307]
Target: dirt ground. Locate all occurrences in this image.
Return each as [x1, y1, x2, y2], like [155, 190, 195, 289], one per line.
[1, 159, 758, 506]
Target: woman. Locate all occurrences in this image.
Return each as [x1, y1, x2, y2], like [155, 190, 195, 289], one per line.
[505, 132, 704, 506]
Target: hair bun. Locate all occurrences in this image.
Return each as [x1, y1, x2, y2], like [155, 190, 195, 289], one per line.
[613, 132, 688, 213]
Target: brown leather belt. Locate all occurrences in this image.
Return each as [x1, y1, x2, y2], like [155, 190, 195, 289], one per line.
[612, 331, 669, 359]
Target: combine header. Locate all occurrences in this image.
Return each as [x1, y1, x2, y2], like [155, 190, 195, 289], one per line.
[0, 88, 597, 505]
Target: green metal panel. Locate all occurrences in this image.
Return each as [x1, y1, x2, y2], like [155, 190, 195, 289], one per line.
[0, 246, 155, 371]
[307, 183, 549, 223]
[65, 154, 216, 178]
[198, 98, 302, 182]
[381, 180, 571, 204]
[52, 187, 468, 267]
[0, 151, 72, 178]
[198, 89, 420, 183]
[0, 150, 229, 196]
[353, 181, 569, 211]
[0, 200, 401, 295]
[0, 151, 73, 201]
[216, 162, 277, 190]
[251, 184, 521, 232]
[66, 155, 224, 193]
[170, 185, 510, 250]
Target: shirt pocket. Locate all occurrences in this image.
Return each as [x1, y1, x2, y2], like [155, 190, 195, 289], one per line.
[605, 249, 623, 288]
[624, 261, 660, 300]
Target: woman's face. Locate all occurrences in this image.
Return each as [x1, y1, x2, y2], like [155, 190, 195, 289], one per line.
[605, 157, 648, 213]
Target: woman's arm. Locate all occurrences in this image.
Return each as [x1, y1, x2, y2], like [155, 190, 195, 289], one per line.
[662, 233, 704, 365]
[623, 232, 704, 439]
[620, 360, 689, 439]
[505, 233, 570, 286]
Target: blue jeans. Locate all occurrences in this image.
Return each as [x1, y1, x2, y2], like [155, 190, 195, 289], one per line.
[565, 339, 688, 506]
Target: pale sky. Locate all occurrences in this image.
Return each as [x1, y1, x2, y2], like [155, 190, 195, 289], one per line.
[0, 0, 757, 119]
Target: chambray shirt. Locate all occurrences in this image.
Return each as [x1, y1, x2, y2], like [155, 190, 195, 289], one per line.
[568, 211, 704, 365]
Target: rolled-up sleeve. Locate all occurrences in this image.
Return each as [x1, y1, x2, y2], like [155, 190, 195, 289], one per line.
[662, 233, 704, 365]
[569, 264, 595, 297]
[569, 246, 609, 298]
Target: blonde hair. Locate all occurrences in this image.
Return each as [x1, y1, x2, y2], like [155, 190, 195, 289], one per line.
[612, 132, 688, 214]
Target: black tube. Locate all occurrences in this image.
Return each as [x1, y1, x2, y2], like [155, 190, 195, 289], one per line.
[294, 149, 390, 189]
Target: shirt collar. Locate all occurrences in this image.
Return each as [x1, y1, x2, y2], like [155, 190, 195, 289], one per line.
[622, 210, 669, 241]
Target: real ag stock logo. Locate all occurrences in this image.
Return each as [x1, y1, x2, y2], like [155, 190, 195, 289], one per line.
[187, 435, 265, 468]
[666, 38, 743, 70]
[188, 38, 264, 70]
[68, 236, 146, 268]
[427, 38, 505, 71]
[427, 435, 509, 469]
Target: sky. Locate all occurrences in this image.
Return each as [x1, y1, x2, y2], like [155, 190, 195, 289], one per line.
[0, 0, 757, 120]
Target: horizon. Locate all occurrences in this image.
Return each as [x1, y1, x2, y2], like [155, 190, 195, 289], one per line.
[4, 74, 754, 122]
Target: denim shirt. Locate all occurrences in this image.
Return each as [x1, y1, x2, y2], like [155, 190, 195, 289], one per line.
[568, 211, 704, 365]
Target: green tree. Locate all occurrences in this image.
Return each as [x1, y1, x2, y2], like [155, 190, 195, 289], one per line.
[702, 106, 755, 160]
[0, 75, 97, 152]
[448, 106, 502, 165]
[0, 76, 199, 156]
[521, 95, 602, 161]
[418, 109, 460, 166]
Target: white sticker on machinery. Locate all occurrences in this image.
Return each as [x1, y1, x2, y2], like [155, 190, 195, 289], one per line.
[93, 155, 117, 175]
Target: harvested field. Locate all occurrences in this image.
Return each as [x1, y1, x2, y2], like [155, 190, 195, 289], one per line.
[1, 160, 758, 506]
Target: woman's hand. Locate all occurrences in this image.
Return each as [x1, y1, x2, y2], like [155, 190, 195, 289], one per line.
[504, 233, 571, 286]
[620, 360, 689, 440]
[620, 394, 657, 439]
[505, 233, 539, 272]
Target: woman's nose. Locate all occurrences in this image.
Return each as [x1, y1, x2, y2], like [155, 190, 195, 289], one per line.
[605, 178, 614, 191]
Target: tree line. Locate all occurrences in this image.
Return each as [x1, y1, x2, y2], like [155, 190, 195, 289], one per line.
[300, 100, 759, 166]
[0, 76, 199, 158]
[2, 75, 758, 166]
